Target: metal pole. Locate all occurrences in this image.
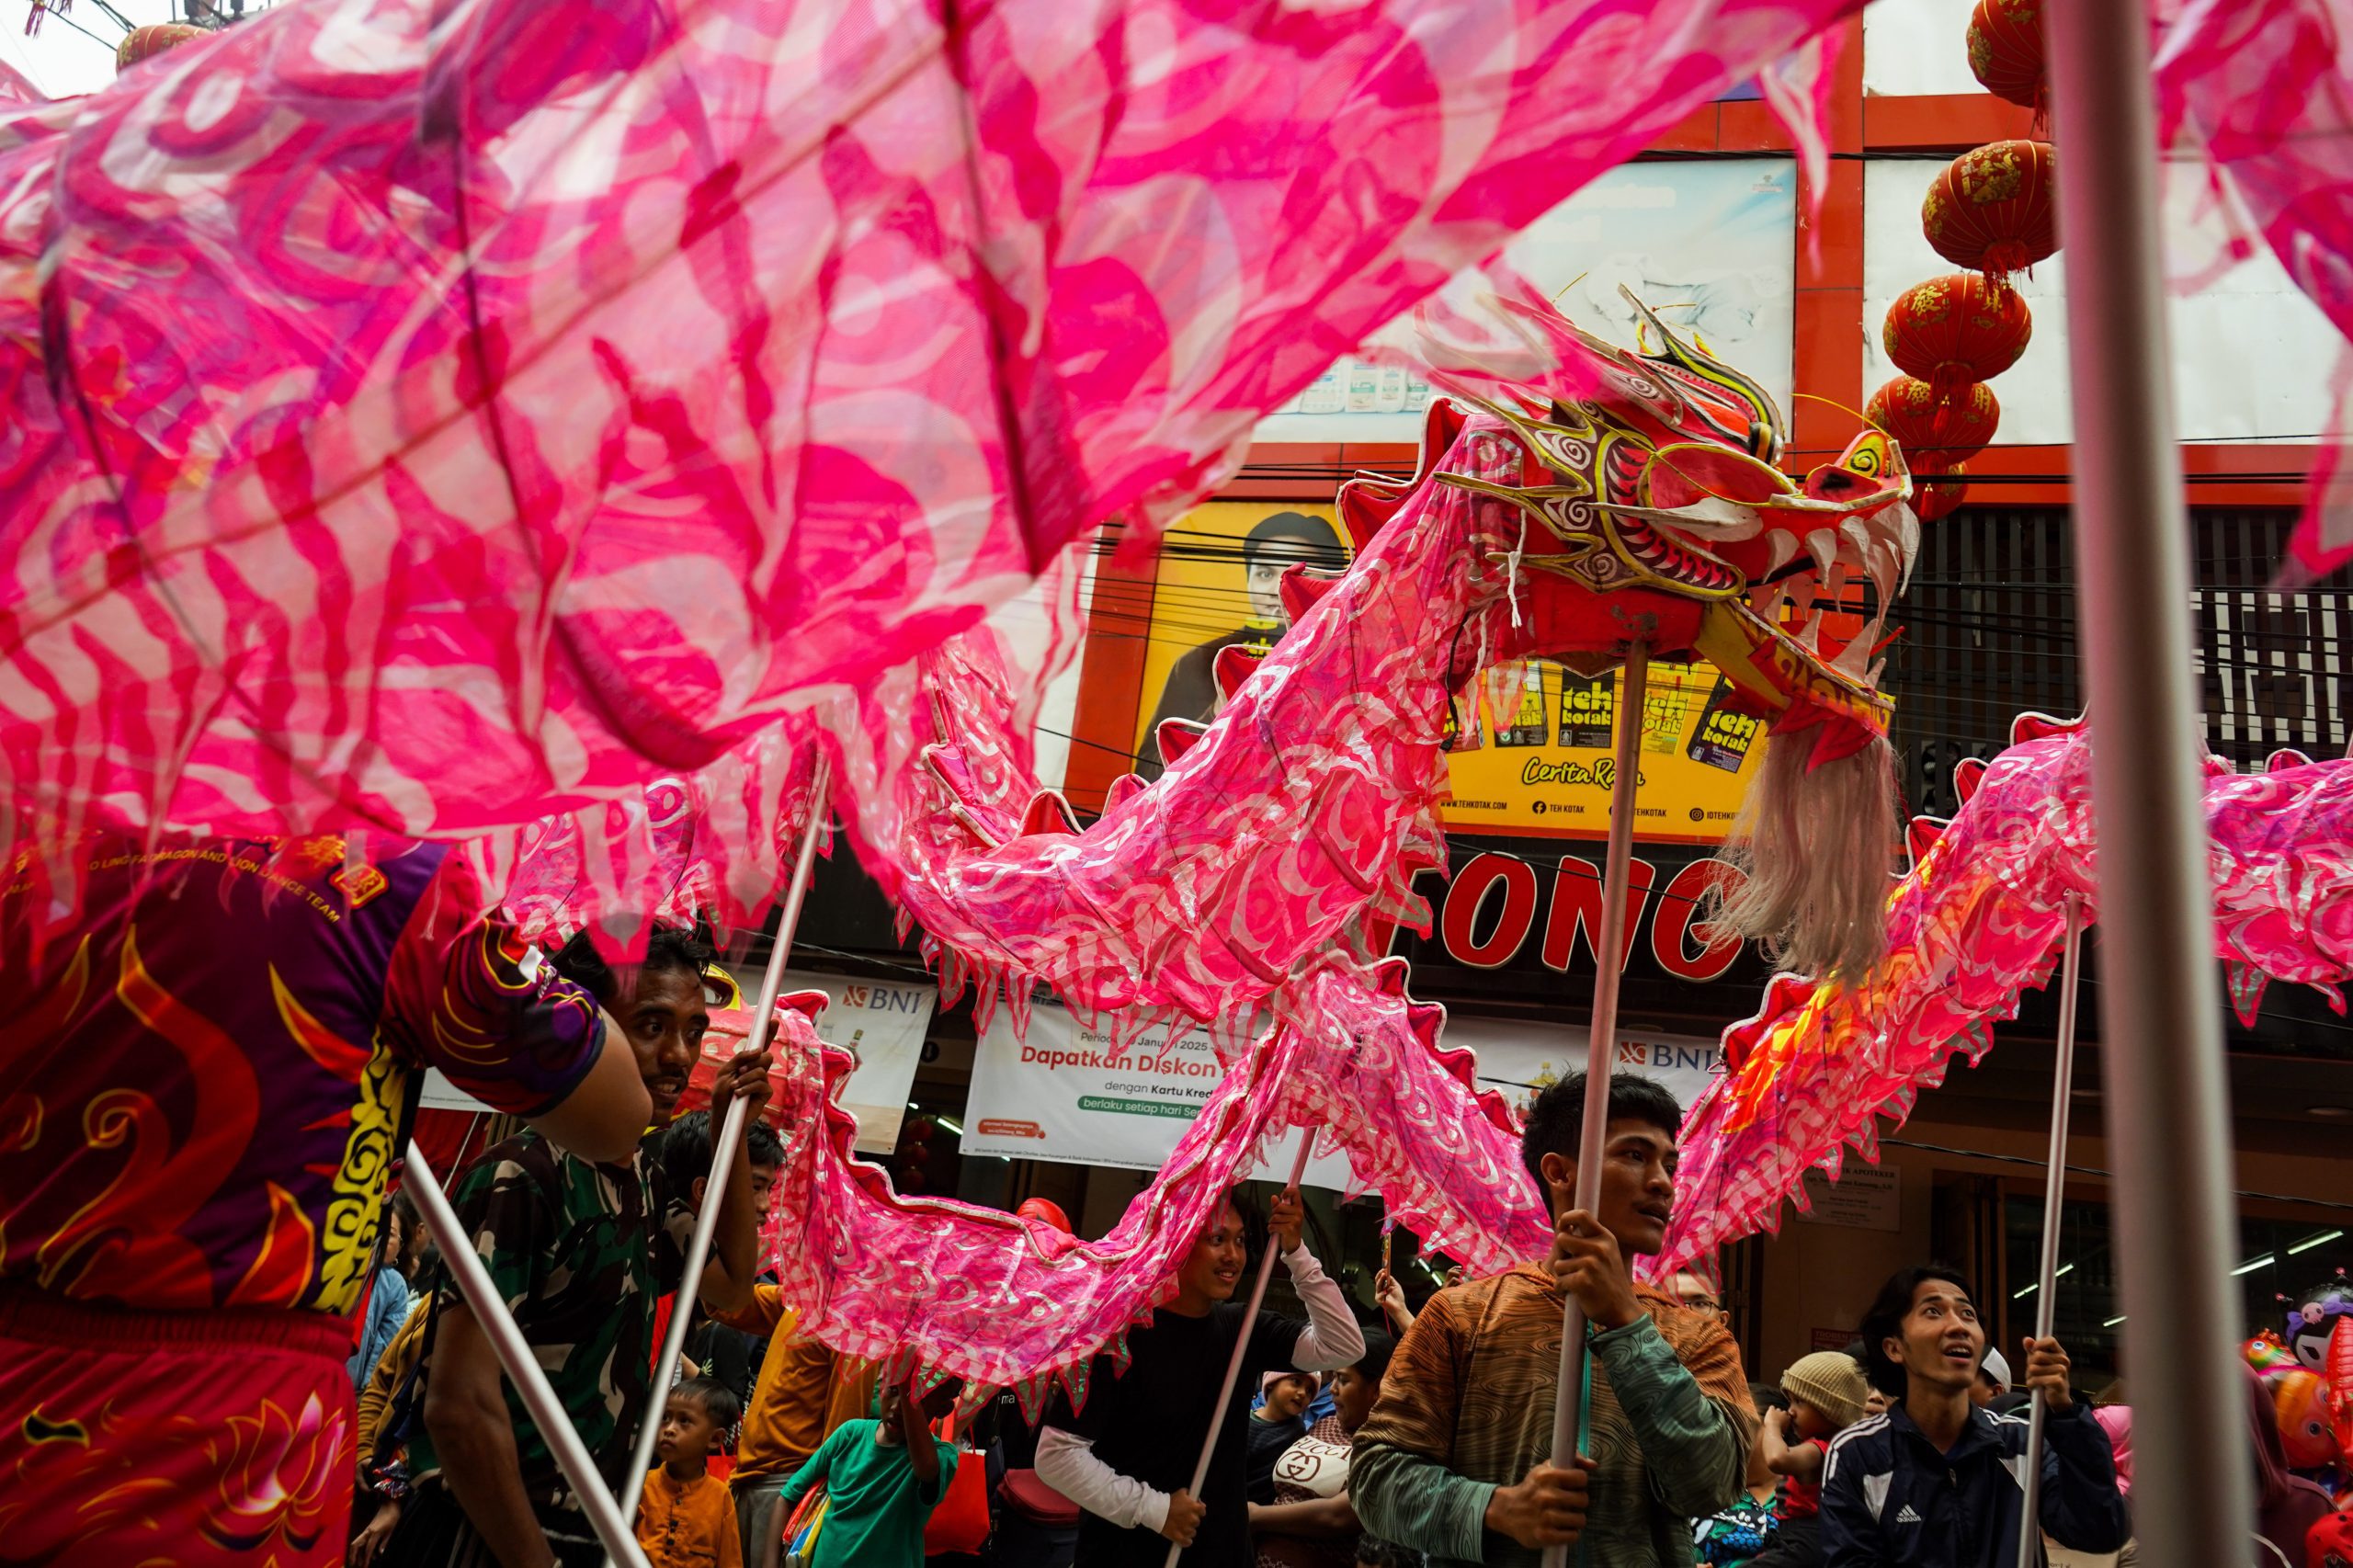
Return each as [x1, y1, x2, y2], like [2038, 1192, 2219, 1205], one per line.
[2043, 7, 2252, 1567]
[609, 754, 833, 1559]
[2014, 893, 2085, 1568]
[1163, 1119, 1318, 1568]
[1542, 639, 1649, 1568]
[404, 1141, 655, 1568]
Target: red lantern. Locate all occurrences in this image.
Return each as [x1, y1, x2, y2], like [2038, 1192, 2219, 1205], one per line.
[1966, 0, 2045, 111]
[1867, 377, 2001, 468]
[1883, 273, 2032, 402]
[1923, 141, 2058, 280]
[117, 22, 206, 72]
[1914, 463, 1970, 522]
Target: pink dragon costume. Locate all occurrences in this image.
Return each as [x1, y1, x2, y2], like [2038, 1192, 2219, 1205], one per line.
[1655, 710, 2353, 1278]
[0, 0, 1870, 904]
[495, 293, 1933, 1403]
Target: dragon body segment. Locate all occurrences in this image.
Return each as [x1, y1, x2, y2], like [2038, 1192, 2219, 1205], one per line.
[1654, 714, 2353, 1278]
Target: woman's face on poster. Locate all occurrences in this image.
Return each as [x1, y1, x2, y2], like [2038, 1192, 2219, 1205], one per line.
[1245, 551, 1290, 623]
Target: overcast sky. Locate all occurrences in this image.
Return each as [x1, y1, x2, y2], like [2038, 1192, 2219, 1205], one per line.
[6, 0, 191, 98]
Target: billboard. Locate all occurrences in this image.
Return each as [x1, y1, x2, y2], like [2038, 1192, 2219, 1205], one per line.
[1131, 501, 1352, 774]
[961, 1001, 1355, 1188]
[1255, 158, 1797, 445]
[1129, 500, 1767, 841]
[1437, 658, 1768, 840]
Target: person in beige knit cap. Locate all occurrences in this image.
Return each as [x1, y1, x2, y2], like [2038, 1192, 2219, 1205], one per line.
[1748, 1351, 1870, 1566]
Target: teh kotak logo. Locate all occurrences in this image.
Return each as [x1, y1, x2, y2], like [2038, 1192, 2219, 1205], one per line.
[1418, 848, 1748, 982]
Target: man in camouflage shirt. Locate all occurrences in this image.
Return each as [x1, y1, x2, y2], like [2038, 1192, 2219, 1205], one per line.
[388, 930, 774, 1567]
[404, 1138, 691, 1501]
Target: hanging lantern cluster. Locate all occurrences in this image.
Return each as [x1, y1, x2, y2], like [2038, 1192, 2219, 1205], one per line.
[1866, 378, 2002, 468]
[117, 23, 207, 72]
[1921, 139, 2058, 280]
[1966, 0, 2045, 115]
[1873, 4, 2058, 520]
[1882, 272, 2031, 401]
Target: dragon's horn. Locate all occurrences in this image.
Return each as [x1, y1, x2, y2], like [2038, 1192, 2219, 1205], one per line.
[1617, 284, 1787, 461]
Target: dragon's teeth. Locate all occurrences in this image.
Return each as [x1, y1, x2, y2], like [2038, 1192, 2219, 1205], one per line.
[1831, 617, 1881, 679]
[1805, 528, 1838, 578]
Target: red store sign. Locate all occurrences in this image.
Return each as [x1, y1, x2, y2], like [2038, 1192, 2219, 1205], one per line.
[1414, 847, 1749, 983]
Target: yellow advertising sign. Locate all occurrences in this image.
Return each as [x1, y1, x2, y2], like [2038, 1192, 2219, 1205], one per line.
[1435, 659, 1765, 842]
[1126, 499, 1767, 843]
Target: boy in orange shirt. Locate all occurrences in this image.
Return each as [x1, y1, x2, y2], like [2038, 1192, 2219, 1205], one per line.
[637, 1377, 746, 1568]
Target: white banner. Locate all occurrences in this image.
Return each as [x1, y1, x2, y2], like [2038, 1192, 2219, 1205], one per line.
[962, 1004, 1357, 1190]
[960, 1004, 1724, 1190]
[1439, 1016, 1725, 1125]
[732, 968, 937, 1153]
[425, 966, 937, 1155]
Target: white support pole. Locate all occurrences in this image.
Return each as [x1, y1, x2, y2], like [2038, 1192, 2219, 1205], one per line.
[2014, 892, 2085, 1568]
[609, 753, 833, 1561]
[1542, 639, 1649, 1568]
[1163, 1119, 1319, 1568]
[403, 1140, 655, 1568]
[2043, 6, 2253, 1566]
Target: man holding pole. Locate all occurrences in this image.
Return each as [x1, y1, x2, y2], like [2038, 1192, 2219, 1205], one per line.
[388, 926, 777, 1567]
[1352, 1072, 1756, 1566]
[1818, 1265, 2127, 1568]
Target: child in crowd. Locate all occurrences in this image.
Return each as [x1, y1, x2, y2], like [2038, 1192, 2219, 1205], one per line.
[779, 1374, 963, 1568]
[637, 1377, 747, 1568]
[1749, 1351, 1870, 1567]
[1249, 1370, 1321, 1504]
[1695, 1383, 1790, 1564]
[1251, 1332, 1399, 1568]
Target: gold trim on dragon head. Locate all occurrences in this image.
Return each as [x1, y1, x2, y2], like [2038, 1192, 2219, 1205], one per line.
[1427, 287, 1921, 749]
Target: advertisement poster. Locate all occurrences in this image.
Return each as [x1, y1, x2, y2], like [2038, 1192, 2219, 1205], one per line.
[1256, 159, 1796, 445]
[755, 969, 939, 1153]
[961, 1003, 1724, 1180]
[961, 1003, 1357, 1188]
[1129, 502, 1765, 840]
[422, 966, 937, 1155]
[1131, 501, 1352, 775]
[1437, 660, 1768, 840]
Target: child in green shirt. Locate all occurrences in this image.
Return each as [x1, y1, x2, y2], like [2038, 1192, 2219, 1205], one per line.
[779, 1373, 962, 1567]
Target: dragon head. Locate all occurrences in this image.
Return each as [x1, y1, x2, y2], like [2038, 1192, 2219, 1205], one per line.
[1436, 290, 1919, 764]
[1350, 289, 1927, 979]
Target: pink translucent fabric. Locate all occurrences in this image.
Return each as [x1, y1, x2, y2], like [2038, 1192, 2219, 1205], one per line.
[482, 724, 826, 949]
[1279, 955, 1552, 1274]
[1654, 718, 2353, 1277]
[2154, 0, 2353, 582]
[0, 0, 1864, 865]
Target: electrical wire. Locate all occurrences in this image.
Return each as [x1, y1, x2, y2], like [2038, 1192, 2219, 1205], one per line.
[31, 5, 121, 48]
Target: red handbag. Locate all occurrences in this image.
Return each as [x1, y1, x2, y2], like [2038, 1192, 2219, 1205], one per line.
[921, 1419, 992, 1556]
[997, 1468, 1080, 1529]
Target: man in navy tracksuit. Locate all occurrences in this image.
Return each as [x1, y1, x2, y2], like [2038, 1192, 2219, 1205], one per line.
[1821, 1265, 2129, 1567]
